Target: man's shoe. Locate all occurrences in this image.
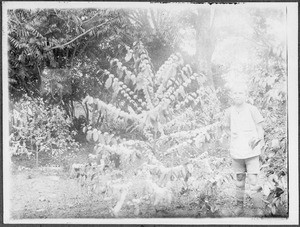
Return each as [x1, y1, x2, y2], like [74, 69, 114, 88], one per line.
[251, 192, 265, 217]
[253, 208, 264, 217]
[233, 200, 244, 216]
[233, 206, 244, 216]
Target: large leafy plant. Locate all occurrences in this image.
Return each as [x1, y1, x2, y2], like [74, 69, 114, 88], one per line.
[76, 41, 223, 216]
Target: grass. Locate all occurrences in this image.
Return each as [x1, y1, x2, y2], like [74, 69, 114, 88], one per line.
[11, 142, 94, 171]
[8, 141, 288, 219]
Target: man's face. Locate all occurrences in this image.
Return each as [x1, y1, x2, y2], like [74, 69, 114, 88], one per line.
[231, 88, 247, 105]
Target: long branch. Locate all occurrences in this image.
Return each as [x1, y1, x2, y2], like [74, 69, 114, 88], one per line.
[81, 12, 100, 26]
[47, 18, 115, 50]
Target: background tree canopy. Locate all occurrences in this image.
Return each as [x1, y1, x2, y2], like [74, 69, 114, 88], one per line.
[8, 6, 286, 103]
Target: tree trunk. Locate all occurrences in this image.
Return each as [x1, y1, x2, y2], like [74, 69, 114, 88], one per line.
[70, 99, 74, 119]
[36, 146, 39, 168]
[195, 8, 217, 88]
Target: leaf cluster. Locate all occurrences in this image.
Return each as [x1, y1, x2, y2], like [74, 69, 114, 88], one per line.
[9, 95, 79, 157]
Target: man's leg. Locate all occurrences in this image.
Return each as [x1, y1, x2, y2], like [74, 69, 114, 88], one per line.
[235, 173, 246, 215]
[232, 159, 246, 216]
[247, 156, 264, 216]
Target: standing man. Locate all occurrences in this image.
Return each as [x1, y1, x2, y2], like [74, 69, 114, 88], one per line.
[224, 84, 265, 216]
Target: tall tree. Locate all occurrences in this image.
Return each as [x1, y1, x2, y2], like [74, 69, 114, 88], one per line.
[195, 8, 217, 87]
[125, 8, 178, 71]
[174, 7, 218, 88]
[7, 8, 133, 100]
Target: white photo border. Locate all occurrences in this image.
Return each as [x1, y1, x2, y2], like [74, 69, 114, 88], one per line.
[2, 1, 298, 225]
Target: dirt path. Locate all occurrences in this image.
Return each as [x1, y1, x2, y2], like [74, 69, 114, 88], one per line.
[9, 165, 265, 219]
[10, 168, 112, 219]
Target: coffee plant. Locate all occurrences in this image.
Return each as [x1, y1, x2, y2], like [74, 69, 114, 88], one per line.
[71, 41, 229, 217]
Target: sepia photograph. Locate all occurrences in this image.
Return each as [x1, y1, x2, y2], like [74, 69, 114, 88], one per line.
[2, 1, 298, 225]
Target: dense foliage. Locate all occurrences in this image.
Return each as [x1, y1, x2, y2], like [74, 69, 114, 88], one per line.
[10, 95, 79, 166]
[250, 9, 288, 216]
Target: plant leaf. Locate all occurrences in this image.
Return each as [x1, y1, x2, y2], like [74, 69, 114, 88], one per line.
[105, 77, 113, 89]
[93, 129, 99, 142]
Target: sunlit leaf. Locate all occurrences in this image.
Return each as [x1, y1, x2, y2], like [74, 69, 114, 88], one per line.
[98, 132, 105, 144]
[105, 77, 113, 89]
[86, 130, 92, 142]
[271, 139, 280, 149]
[125, 51, 132, 62]
[263, 184, 271, 196]
[93, 129, 99, 142]
[271, 205, 276, 215]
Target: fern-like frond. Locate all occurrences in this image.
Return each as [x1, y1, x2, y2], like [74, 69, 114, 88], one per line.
[83, 96, 140, 123]
[159, 121, 220, 144]
[25, 24, 43, 38]
[8, 36, 29, 49]
[103, 69, 144, 113]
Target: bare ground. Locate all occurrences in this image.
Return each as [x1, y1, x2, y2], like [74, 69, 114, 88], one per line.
[9, 164, 266, 219]
[8, 144, 274, 219]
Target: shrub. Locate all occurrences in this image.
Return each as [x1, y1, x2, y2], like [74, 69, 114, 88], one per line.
[76, 41, 224, 216]
[10, 95, 79, 167]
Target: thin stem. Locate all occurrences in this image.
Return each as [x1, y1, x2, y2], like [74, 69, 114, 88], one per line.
[47, 18, 115, 50]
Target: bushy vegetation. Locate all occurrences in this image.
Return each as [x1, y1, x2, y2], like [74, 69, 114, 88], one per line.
[10, 95, 79, 167]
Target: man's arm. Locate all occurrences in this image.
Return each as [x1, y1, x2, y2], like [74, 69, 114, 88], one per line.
[256, 122, 265, 146]
[249, 122, 265, 151]
[224, 124, 231, 136]
[255, 122, 266, 161]
[249, 105, 265, 150]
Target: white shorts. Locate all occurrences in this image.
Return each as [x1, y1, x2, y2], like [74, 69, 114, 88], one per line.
[232, 155, 260, 174]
